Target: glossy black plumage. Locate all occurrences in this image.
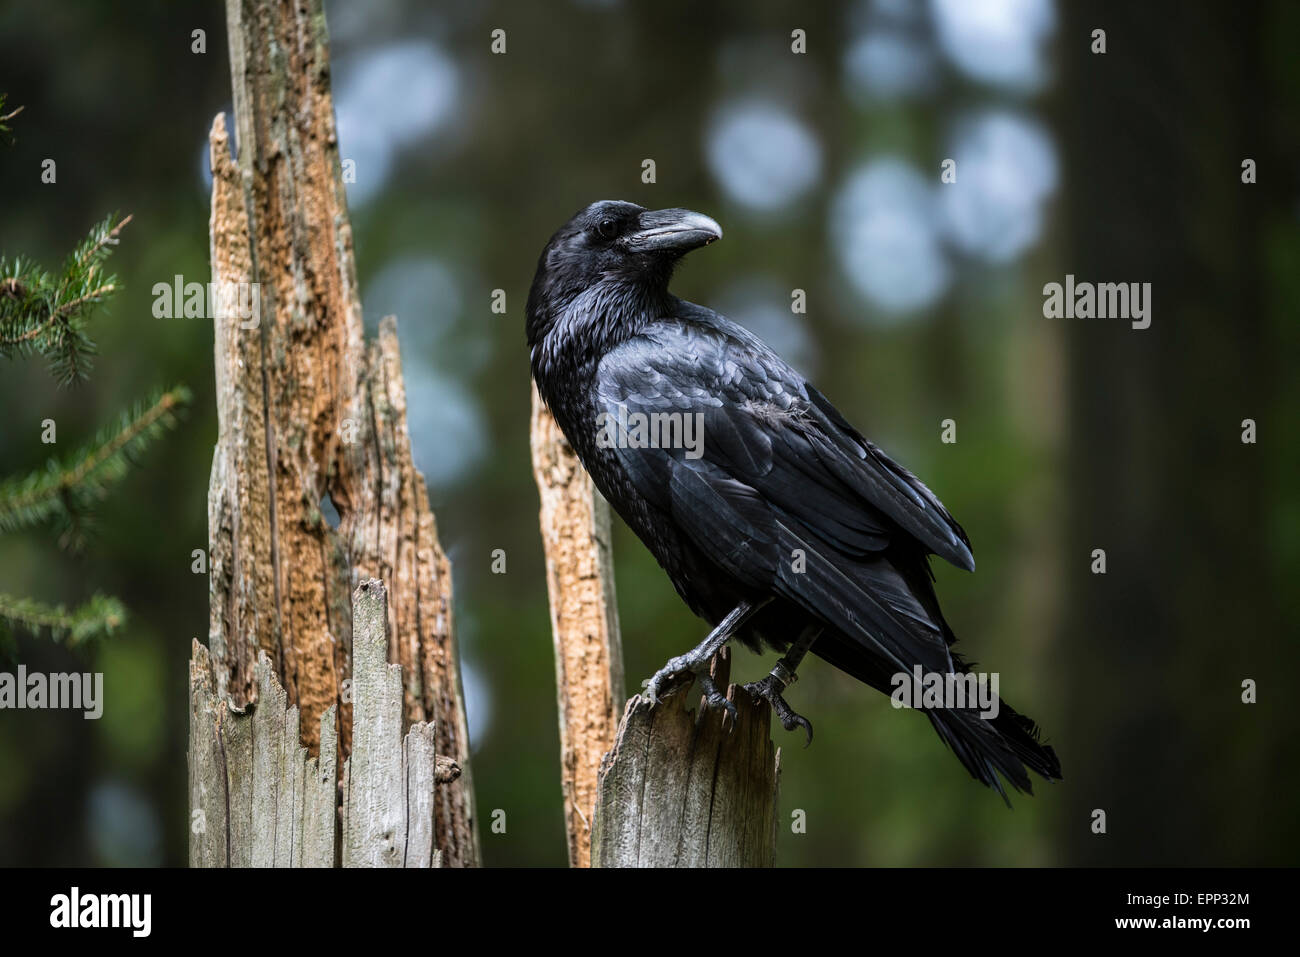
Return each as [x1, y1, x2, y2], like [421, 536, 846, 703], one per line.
[527, 200, 1061, 799]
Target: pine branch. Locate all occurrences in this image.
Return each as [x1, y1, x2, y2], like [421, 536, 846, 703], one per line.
[0, 113, 185, 651]
[0, 385, 192, 550]
[0, 592, 125, 647]
[0, 214, 132, 386]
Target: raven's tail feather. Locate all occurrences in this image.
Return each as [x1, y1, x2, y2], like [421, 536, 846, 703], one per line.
[927, 701, 1062, 804]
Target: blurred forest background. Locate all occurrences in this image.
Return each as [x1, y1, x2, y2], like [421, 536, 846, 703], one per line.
[1, 0, 1296, 866]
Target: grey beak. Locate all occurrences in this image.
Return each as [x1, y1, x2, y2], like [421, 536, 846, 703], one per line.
[623, 208, 723, 253]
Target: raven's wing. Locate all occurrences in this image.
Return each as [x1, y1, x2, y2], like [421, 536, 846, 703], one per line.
[596, 316, 973, 565]
[594, 316, 972, 675]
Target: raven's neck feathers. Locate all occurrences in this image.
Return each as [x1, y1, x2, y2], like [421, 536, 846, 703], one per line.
[528, 275, 673, 396]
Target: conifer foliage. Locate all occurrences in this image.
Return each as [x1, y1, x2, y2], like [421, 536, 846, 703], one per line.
[0, 95, 191, 647]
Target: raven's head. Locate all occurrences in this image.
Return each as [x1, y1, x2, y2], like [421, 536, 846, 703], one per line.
[526, 200, 722, 354]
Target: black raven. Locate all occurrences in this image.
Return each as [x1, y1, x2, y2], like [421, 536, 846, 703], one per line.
[527, 200, 1061, 799]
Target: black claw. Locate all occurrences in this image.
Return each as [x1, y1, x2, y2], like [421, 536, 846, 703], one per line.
[743, 676, 814, 745]
[720, 700, 739, 729]
[783, 712, 814, 747]
[698, 673, 739, 726]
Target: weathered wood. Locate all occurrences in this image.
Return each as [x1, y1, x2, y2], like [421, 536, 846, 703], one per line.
[189, 580, 456, 867]
[188, 643, 339, 868]
[402, 723, 441, 869]
[529, 387, 626, 867]
[343, 579, 409, 867]
[187, 643, 229, 867]
[198, 0, 477, 865]
[590, 648, 781, 867]
[302, 703, 337, 867]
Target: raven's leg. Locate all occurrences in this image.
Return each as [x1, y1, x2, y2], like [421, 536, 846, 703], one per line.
[744, 625, 821, 745]
[642, 598, 771, 711]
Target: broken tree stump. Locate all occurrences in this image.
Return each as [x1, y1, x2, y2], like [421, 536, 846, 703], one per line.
[591, 648, 782, 867]
[195, 0, 477, 865]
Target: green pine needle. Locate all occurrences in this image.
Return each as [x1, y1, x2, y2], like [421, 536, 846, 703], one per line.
[0, 591, 126, 647]
[0, 385, 192, 550]
[0, 158, 184, 650]
[0, 214, 132, 386]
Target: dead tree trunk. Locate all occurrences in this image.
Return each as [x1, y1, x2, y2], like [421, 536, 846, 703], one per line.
[530, 390, 626, 867]
[190, 0, 477, 866]
[531, 395, 781, 867]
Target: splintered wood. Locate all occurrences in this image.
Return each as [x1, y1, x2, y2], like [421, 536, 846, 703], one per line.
[190, 581, 459, 867]
[590, 649, 781, 867]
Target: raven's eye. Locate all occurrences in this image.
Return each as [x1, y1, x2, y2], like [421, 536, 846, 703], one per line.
[596, 218, 617, 240]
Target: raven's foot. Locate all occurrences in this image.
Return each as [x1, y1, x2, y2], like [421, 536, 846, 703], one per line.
[743, 674, 813, 746]
[642, 648, 736, 725]
[640, 599, 769, 713]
